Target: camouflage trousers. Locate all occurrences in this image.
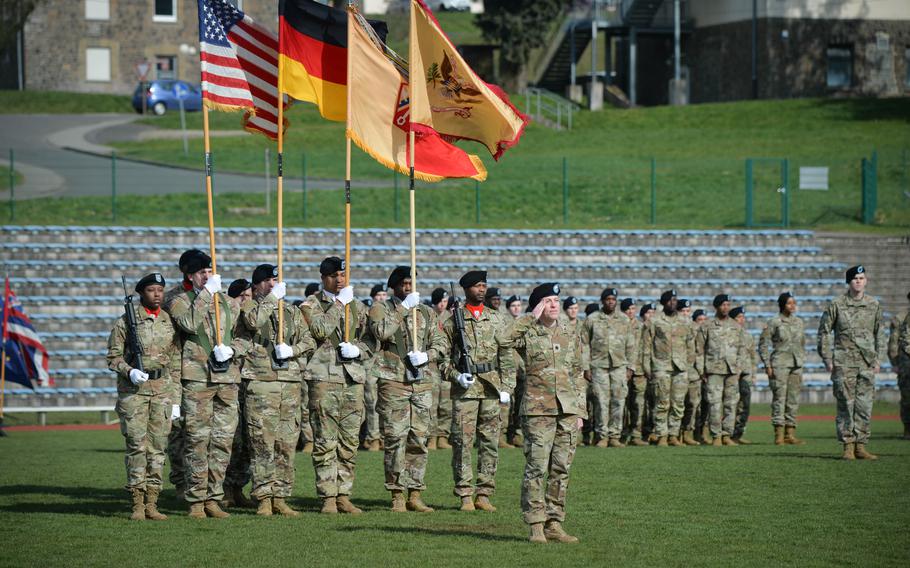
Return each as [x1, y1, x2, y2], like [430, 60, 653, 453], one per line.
[652, 370, 689, 438]
[362, 374, 381, 442]
[451, 397, 501, 497]
[623, 375, 647, 440]
[167, 417, 185, 490]
[694, 380, 710, 438]
[733, 374, 753, 438]
[309, 380, 363, 498]
[507, 377, 525, 442]
[681, 375, 703, 433]
[246, 380, 300, 500]
[432, 372, 453, 438]
[769, 368, 802, 427]
[297, 380, 314, 447]
[521, 413, 579, 525]
[225, 380, 251, 490]
[377, 379, 432, 492]
[706, 374, 740, 438]
[644, 375, 657, 438]
[590, 367, 628, 440]
[831, 366, 875, 444]
[182, 380, 239, 503]
[116, 391, 173, 491]
[898, 371, 910, 428]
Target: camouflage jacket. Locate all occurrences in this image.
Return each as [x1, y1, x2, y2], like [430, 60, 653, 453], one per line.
[564, 316, 589, 373]
[900, 316, 910, 368]
[738, 326, 758, 376]
[817, 293, 885, 368]
[300, 291, 371, 384]
[888, 310, 908, 369]
[168, 287, 249, 383]
[509, 315, 585, 416]
[439, 305, 516, 398]
[758, 314, 805, 370]
[236, 292, 315, 382]
[641, 311, 695, 375]
[630, 318, 647, 376]
[583, 310, 637, 370]
[107, 307, 180, 396]
[368, 297, 445, 383]
[696, 316, 745, 376]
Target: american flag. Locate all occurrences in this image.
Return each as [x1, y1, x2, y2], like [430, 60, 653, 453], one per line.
[197, 0, 288, 140]
[2, 277, 50, 389]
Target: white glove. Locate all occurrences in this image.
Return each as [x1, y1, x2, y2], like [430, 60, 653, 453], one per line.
[456, 373, 475, 389]
[401, 292, 420, 310]
[499, 391, 511, 405]
[213, 344, 234, 363]
[129, 368, 149, 385]
[339, 342, 360, 359]
[204, 273, 222, 295]
[274, 342, 293, 360]
[170, 404, 181, 420]
[336, 286, 354, 305]
[272, 281, 287, 300]
[407, 351, 429, 368]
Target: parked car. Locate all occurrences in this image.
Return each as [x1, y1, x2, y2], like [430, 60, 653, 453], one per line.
[132, 80, 203, 116]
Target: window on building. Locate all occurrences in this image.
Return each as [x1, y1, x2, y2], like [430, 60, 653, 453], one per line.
[86, 47, 111, 82]
[154, 0, 177, 22]
[826, 46, 852, 89]
[85, 0, 109, 20]
[156, 55, 177, 80]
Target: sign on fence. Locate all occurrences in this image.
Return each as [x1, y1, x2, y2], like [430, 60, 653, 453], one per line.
[799, 167, 829, 190]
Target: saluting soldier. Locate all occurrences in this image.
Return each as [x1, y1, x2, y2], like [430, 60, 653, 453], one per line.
[368, 266, 445, 513]
[511, 283, 584, 544]
[759, 292, 806, 445]
[107, 273, 180, 521]
[300, 257, 372, 515]
[818, 265, 886, 460]
[439, 271, 515, 512]
[731, 306, 757, 444]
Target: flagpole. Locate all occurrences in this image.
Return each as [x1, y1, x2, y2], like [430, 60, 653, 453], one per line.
[202, 107, 224, 346]
[407, 1, 419, 349]
[343, 4, 354, 343]
[276, 67, 285, 345]
[1, 272, 8, 428]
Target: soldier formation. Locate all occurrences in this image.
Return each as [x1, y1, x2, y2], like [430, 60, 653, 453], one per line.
[108, 253, 906, 542]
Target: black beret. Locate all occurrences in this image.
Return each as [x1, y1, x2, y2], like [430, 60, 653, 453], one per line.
[227, 278, 251, 298]
[319, 256, 345, 276]
[485, 287, 501, 299]
[370, 284, 385, 298]
[639, 303, 654, 318]
[431, 288, 448, 304]
[777, 292, 794, 312]
[659, 289, 677, 305]
[713, 294, 730, 308]
[304, 283, 320, 297]
[845, 265, 865, 283]
[178, 249, 206, 273]
[528, 282, 560, 311]
[135, 272, 165, 292]
[562, 296, 578, 310]
[730, 306, 745, 318]
[601, 287, 618, 300]
[252, 263, 278, 285]
[677, 298, 691, 309]
[362, 298, 373, 307]
[387, 266, 413, 289]
[180, 249, 211, 274]
[459, 270, 487, 289]
[584, 303, 600, 316]
[692, 309, 706, 321]
[505, 295, 521, 307]
[620, 298, 635, 312]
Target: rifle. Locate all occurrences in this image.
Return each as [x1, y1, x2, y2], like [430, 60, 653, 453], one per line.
[449, 283, 494, 376]
[121, 276, 144, 372]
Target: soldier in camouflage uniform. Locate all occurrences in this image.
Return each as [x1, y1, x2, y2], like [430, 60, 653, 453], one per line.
[681, 307, 707, 445]
[619, 298, 648, 446]
[223, 278, 255, 508]
[759, 292, 806, 445]
[360, 284, 388, 452]
[108, 273, 180, 521]
[236, 264, 315, 516]
[427, 287, 451, 450]
[638, 303, 657, 441]
[511, 283, 584, 544]
[888, 291, 910, 440]
[641, 290, 695, 447]
[731, 306, 757, 444]
[583, 288, 637, 448]
[300, 257, 371, 515]
[368, 266, 445, 513]
[695, 294, 745, 447]
[168, 251, 250, 518]
[505, 294, 527, 447]
[437, 271, 515, 512]
[818, 265, 886, 460]
[295, 283, 322, 454]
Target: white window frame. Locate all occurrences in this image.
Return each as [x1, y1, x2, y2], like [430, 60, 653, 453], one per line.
[153, 0, 178, 23]
[85, 0, 110, 21]
[85, 47, 111, 82]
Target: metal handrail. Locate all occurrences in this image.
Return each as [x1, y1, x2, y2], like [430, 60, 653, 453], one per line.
[524, 87, 579, 131]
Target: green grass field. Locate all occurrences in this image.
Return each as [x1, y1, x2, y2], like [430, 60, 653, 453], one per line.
[0, 91, 133, 114]
[1, 405, 908, 567]
[0, 166, 22, 190]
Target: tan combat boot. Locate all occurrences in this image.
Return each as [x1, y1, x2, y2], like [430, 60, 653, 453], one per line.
[130, 489, 146, 521]
[854, 444, 878, 460]
[682, 431, 700, 446]
[474, 495, 496, 512]
[273, 497, 300, 517]
[390, 491, 407, 513]
[406, 490, 434, 513]
[222, 488, 235, 508]
[320, 497, 338, 514]
[711, 436, 722, 447]
[594, 438, 609, 448]
[668, 436, 683, 447]
[784, 426, 805, 445]
[656, 436, 668, 447]
[144, 487, 167, 521]
[437, 436, 452, 450]
[528, 523, 547, 544]
[499, 435, 514, 449]
[544, 520, 579, 544]
[722, 436, 738, 446]
[733, 436, 752, 445]
[841, 442, 855, 460]
[368, 439, 382, 451]
[774, 425, 785, 445]
[509, 434, 523, 447]
[647, 433, 658, 444]
[256, 497, 273, 516]
[608, 438, 625, 448]
[188, 502, 206, 519]
[204, 501, 230, 518]
[302, 442, 314, 453]
[427, 436, 437, 450]
[460, 496, 476, 512]
[629, 437, 649, 447]
[336, 496, 363, 515]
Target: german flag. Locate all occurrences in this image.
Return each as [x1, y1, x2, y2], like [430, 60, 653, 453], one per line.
[278, 0, 387, 122]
